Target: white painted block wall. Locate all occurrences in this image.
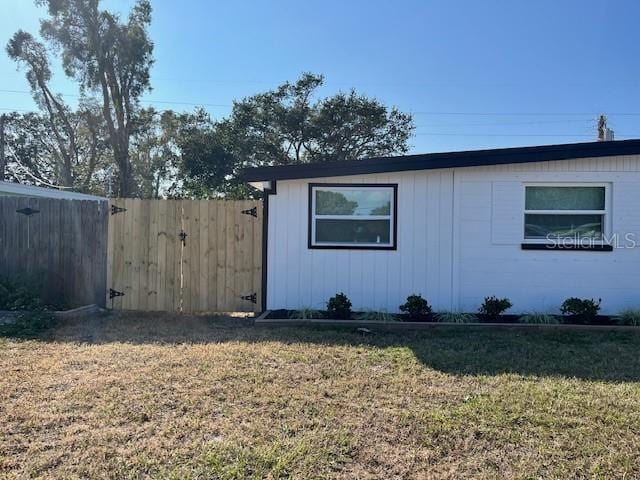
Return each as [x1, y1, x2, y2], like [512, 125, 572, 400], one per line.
[266, 154, 640, 314]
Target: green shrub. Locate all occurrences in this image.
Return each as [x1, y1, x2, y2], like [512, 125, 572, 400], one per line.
[518, 312, 559, 324]
[479, 296, 513, 318]
[616, 309, 640, 326]
[0, 310, 57, 337]
[0, 276, 61, 337]
[0, 276, 44, 311]
[326, 293, 352, 320]
[435, 311, 478, 323]
[289, 307, 324, 320]
[560, 297, 601, 322]
[356, 309, 399, 322]
[399, 294, 432, 319]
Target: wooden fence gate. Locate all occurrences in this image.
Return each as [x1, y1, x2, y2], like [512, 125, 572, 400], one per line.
[106, 199, 262, 313]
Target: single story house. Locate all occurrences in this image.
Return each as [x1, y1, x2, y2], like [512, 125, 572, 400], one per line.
[0, 181, 105, 201]
[242, 139, 640, 315]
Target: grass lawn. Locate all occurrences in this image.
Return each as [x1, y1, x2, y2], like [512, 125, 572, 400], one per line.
[2, 314, 640, 479]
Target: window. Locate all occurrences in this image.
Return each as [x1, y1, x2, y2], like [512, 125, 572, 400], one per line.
[523, 185, 607, 242]
[309, 184, 397, 249]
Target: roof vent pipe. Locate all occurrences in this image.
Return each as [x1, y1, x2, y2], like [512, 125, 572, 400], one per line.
[597, 115, 614, 141]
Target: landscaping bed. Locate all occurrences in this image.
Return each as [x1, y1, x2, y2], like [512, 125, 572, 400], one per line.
[264, 293, 636, 327]
[263, 309, 621, 326]
[0, 276, 85, 336]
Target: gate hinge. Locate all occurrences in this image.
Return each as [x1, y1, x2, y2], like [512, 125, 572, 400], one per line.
[111, 204, 127, 215]
[241, 206, 257, 218]
[16, 207, 40, 216]
[241, 292, 257, 304]
[109, 288, 125, 299]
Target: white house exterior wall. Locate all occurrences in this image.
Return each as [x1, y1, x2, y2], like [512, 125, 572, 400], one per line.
[266, 154, 640, 314]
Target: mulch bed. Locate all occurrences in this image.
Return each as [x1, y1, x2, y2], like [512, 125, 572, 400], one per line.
[264, 309, 619, 326]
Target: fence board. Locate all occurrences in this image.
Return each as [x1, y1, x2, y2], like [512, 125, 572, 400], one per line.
[169, 200, 184, 311]
[216, 201, 227, 311]
[206, 201, 218, 311]
[138, 199, 151, 311]
[147, 200, 159, 311]
[106, 198, 261, 312]
[199, 200, 209, 312]
[0, 197, 108, 307]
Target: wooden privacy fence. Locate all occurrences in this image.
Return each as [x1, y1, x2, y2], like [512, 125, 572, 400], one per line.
[0, 196, 108, 307]
[107, 198, 262, 313]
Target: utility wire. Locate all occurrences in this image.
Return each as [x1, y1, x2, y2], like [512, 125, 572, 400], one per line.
[415, 119, 594, 128]
[3, 88, 640, 116]
[2, 106, 637, 138]
[409, 111, 640, 116]
[0, 104, 597, 124]
[414, 133, 640, 137]
[0, 89, 232, 108]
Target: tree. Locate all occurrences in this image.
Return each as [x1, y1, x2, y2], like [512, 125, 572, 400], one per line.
[316, 191, 357, 215]
[310, 91, 413, 162]
[180, 73, 414, 197]
[226, 73, 322, 167]
[35, 0, 154, 196]
[370, 202, 391, 216]
[2, 109, 110, 192]
[7, 31, 81, 187]
[176, 109, 254, 199]
[129, 108, 183, 198]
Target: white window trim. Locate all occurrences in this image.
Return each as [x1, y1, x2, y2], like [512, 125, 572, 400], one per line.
[522, 182, 611, 244]
[309, 184, 397, 249]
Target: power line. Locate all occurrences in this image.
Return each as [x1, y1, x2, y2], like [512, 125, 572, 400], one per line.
[415, 119, 595, 128]
[0, 105, 602, 129]
[0, 89, 233, 108]
[3, 89, 640, 117]
[0, 107, 33, 113]
[415, 133, 640, 138]
[415, 133, 595, 137]
[7, 69, 640, 88]
[1, 106, 636, 137]
[409, 111, 640, 116]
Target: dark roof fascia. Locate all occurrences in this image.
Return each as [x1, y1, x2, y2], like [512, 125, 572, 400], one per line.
[240, 139, 640, 182]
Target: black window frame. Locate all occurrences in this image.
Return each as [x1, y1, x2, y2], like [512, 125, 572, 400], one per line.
[308, 183, 398, 250]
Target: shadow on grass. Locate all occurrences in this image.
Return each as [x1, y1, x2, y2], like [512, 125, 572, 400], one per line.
[9, 311, 640, 382]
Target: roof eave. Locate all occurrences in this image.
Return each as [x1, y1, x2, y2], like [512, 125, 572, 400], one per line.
[240, 139, 640, 182]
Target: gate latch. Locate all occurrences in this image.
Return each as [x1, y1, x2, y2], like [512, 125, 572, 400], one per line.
[179, 230, 188, 246]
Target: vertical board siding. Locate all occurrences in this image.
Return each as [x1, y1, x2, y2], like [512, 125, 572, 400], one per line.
[457, 158, 640, 314]
[490, 181, 522, 245]
[107, 199, 261, 313]
[267, 154, 640, 314]
[0, 197, 108, 307]
[267, 170, 455, 312]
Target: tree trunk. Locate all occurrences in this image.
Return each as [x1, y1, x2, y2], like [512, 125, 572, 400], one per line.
[0, 115, 5, 181]
[115, 148, 133, 197]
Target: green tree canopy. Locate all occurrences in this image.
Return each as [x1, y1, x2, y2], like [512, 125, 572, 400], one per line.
[179, 73, 414, 198]
[34, 0, 154, 196]
[316, 191, 358, 215]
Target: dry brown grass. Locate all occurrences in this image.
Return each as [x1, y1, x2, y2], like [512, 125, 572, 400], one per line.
[2, 313, 640, 479]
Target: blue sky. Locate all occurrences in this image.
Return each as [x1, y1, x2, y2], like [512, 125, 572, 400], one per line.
[2, 0, 639, 153]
